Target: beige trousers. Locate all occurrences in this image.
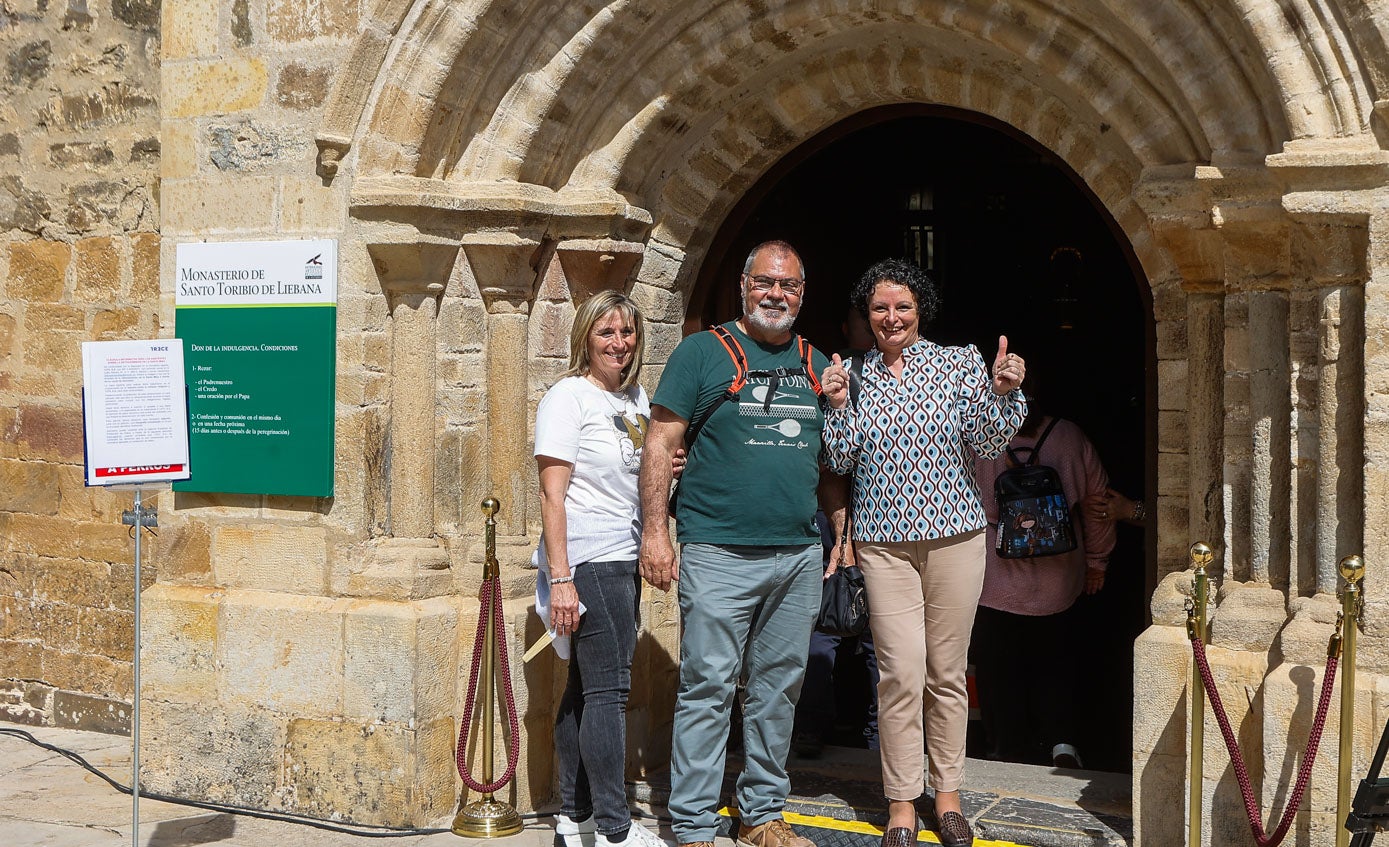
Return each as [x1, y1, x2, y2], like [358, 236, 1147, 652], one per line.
[857, 530, 986, 798]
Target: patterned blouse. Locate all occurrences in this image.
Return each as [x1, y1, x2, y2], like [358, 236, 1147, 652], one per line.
[822, 339, 1027, 542]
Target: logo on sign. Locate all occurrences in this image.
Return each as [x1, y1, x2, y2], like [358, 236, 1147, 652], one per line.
[305, 253, 323, 280]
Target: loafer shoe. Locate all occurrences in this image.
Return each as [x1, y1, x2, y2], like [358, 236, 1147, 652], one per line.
[936, 811, 973, 847]
[879, 826, 915, 847]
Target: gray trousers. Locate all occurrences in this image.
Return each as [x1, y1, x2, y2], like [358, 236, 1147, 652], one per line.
[668, 542, 821, 844]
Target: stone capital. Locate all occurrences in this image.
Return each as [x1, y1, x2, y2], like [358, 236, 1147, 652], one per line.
[367, 241, 459, 297]
[461, 233, 542, 312]
[555, 238, 645, 299]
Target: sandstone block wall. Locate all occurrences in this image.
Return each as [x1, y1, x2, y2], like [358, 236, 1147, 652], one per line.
[1, 0, 161, 733]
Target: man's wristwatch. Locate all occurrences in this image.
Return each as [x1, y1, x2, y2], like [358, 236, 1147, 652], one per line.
[1131, 500, 1147, 522]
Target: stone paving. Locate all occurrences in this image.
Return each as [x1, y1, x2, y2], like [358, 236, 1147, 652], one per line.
[0, 721, 1130, 847]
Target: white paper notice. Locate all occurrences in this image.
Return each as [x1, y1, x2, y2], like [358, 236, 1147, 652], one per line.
[82, 339, 192, 486]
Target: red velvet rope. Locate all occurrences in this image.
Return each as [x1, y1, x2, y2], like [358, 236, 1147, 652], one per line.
[1191, 636, 1338, 847]
[456, 577, 521, 794]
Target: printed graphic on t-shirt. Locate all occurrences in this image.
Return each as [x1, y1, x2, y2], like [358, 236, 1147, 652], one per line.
[737, 374, 817, 451]
[611, 412, 649, 470]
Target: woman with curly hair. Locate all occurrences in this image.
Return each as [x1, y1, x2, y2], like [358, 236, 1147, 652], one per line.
[819, 259, 1027, 847]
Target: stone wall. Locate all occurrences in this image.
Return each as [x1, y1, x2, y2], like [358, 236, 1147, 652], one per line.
[0, 0, 160, 732]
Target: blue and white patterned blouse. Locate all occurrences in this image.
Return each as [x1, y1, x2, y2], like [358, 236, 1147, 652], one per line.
[822, 339, 1027, 542]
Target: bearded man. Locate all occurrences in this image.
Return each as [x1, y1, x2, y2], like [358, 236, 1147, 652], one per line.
[639, 240, 849, 847]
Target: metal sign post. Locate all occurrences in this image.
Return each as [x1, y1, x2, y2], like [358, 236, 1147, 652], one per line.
[120, 486, 159, 847]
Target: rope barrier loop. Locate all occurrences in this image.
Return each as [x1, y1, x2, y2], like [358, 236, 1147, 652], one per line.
[1189, 610, 1343, 847]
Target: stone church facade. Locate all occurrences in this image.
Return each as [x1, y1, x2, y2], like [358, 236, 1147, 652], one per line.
[4, 1, 1389, 844]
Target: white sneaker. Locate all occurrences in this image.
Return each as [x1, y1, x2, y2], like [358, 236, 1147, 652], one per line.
[604, 823, 670, 847]
[1052, 743, 1083, 769]
[555, 813, 597, 847]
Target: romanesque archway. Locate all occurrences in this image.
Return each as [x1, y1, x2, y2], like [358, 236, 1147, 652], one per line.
[139, 2, 1389, 837]
[689, 105, 1153, 772]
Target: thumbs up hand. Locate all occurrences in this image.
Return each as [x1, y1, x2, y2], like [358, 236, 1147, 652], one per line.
[991, 336, 1025, 395]
[822, 353, 850, 409]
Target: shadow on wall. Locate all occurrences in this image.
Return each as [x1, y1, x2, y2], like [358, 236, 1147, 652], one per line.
[518, 605, 680, 810]
[629, 628, 680, 778]
[1138, 690, 1187, 846]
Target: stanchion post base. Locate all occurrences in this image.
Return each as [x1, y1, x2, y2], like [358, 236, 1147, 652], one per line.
[452, 798, 523, 838]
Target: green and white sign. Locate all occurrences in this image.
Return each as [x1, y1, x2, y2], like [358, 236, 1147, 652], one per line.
[174, 239, 337, 497]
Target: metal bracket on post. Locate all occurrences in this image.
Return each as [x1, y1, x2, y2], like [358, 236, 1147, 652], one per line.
[121, 504, 158, 529]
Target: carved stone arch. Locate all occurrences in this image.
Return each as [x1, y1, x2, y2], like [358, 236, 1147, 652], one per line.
[594, 45, 1175, 299]
[323, 1, 1385, 185]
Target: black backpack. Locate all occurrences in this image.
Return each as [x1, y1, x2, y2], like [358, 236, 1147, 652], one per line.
[993, 417, 1077, 559]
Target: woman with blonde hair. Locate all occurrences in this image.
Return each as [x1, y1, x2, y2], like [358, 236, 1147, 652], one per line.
[536, 290, 669, 847]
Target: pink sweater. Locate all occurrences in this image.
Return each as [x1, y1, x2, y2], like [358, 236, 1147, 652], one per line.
[973, 416, 1116, 617]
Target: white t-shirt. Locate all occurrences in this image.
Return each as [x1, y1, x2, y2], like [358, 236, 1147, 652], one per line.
[532, 376, 650, 660]
[533, 375, 650, 569]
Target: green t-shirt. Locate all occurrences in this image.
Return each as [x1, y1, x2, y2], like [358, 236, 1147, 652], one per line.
[653, 321, 829, 545]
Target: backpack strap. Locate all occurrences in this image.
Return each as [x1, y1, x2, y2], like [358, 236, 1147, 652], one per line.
[1005, 416, 1061, 467]
[683, 325, 748, 450]
[797, 335, 824, 396]
[710, 324, 750, 395]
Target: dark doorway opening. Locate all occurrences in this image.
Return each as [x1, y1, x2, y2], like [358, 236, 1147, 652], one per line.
[691, 106, 1153, 774]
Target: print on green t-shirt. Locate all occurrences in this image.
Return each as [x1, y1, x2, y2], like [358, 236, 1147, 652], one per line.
[652, 321, 829, 546]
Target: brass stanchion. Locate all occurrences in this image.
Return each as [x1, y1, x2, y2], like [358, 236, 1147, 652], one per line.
[453, 498, 523, 838]
[1186, 542, 1213, 847]
[1337, 555, 1365, 847]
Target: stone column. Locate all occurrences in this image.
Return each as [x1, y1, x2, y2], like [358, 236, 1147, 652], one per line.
[1317, 285, 1365, 593]
[356, 241, 460, 599]
[1187, 291, 1226, 577]
[1248, 289, 1291, 586]
[461, 234, 541, 538]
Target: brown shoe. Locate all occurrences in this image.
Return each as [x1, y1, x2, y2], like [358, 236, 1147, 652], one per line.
[679, 842, 715, 847]
[935, 811, 973, 847]
[737, 819, 816, 847]
[879, 826, 916, 847]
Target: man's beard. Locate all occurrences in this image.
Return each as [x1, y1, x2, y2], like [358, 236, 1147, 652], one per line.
[743, 287, 799, 334]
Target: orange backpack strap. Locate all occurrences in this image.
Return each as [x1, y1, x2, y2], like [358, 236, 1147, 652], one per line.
[797, 335, 823, 395]
[709, 324, 750, 394]
[684, 325, 749, 450]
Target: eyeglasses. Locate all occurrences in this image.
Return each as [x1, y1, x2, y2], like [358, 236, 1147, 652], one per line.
[745, 274, 805, 295]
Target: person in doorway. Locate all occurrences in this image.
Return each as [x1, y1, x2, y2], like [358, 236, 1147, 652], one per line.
[971, 396, 1116, 770]
[639, 240, 849, 847]
[534, 290, 672, 847]
[793, 307, 880, 758]
[820, 258, 1026, 847]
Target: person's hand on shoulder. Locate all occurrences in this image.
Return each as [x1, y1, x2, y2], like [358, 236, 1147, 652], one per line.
[1083, 487, 1139, 524]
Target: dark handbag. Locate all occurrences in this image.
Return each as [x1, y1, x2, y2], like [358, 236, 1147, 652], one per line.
[816, 565, 869, 636]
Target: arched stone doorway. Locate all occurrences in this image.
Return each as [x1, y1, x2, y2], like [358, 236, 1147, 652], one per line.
[689, 106, 1154, 772]
[140, 0, 1388, 838]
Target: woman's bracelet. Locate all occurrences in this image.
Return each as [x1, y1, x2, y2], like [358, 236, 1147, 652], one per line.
[1131, 500, 1147, 522]
[549, 575, 574, 585]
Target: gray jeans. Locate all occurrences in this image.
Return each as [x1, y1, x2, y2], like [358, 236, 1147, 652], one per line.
[668, 542, 821, 843]
[555, 559, 640, 835]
